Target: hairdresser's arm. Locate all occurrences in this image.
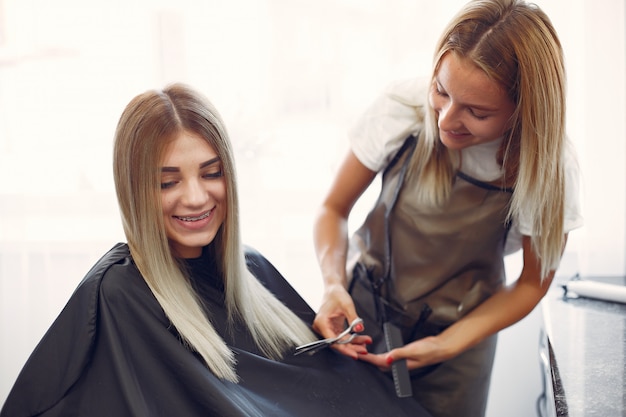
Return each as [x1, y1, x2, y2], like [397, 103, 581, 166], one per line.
[360, 234, 566, 369]
[313, 150, 376, 359]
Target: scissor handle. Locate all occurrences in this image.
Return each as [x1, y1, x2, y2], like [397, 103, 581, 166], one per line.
[293, 317, 363, 355]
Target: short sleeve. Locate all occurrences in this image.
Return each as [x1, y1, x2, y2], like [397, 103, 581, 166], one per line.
[349, 77, 429, 172]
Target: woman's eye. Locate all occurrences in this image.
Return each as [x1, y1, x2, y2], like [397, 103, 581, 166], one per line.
[161, 181, 176, 189]
[203, 170, 223, 179]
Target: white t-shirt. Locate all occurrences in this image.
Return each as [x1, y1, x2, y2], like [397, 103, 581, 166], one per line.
[349, 77, 584, 256]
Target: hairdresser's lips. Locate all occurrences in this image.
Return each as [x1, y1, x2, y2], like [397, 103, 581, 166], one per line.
[442, 129, 471, 140]
[172, 209, 213, 230]
[440, 129, 473, 149]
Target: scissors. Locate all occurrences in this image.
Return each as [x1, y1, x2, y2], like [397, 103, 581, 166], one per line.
[294, 317, 364, 356]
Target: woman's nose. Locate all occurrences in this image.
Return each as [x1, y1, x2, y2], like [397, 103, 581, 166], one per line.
[182, 180, 208, 207]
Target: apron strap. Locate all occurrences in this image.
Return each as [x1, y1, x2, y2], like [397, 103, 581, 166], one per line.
[376, 134, 418, 321]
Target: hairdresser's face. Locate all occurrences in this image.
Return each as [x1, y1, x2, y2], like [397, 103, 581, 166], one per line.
[160, 131, 226, 258]
[429, 52, 515, 150]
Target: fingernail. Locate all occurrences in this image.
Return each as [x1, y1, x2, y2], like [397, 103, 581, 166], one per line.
[386, 356, 394, 366]
[354, 324, 364, 332]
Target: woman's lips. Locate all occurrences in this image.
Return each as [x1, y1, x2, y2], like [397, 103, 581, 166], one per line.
[172, 210, 213, 231]
[175, 211, 211, 222]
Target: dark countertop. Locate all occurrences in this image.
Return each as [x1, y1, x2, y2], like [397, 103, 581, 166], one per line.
[541, 276, 626, 417]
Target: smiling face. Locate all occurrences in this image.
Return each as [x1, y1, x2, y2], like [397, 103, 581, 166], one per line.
[160, 131, 227, 258]
[429, 52, 516, 151]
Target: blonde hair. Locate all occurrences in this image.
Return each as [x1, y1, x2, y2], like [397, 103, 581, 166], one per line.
[411, 0, 566, 277]
[113, 83, 315, 382]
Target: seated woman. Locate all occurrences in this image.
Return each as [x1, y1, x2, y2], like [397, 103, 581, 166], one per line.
[0, 84, 430, 417]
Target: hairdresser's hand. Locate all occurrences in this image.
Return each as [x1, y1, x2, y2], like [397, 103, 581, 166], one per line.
[358, 335, 449, 371]
[313, 283, 371, 359]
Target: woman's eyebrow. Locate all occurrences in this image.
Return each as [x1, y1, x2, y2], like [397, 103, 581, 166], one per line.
[199, 157, 220, 169]
[161, 157, 221, 172]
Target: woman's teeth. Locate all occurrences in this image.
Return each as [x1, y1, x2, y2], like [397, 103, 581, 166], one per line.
[176, 211, 210, 222]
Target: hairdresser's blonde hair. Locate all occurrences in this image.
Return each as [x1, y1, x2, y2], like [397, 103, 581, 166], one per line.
[411, 0, 566, 277]
[113, 83, 315, 382]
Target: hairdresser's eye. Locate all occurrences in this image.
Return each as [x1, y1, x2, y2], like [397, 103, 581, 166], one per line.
[434, 82, 448, 97]
[469, 109, 489, 120]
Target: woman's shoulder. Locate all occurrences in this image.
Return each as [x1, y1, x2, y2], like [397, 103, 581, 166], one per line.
[78, 243, 138, 292]
[92, 245, 166, 318]
[74, 243, 155, 312]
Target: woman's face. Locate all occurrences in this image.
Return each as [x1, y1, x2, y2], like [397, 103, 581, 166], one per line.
[429, 52, 516, 150]
[159, 131, 227, 258]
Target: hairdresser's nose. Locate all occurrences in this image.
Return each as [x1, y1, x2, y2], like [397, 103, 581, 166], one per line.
[437, 102, 463, 132]
[182, 179, 209, 207]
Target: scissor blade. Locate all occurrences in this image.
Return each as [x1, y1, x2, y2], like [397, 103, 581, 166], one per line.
[293, 340, 329, 356]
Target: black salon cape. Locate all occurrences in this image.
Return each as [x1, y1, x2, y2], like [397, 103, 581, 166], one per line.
[1, 243, 430, 417]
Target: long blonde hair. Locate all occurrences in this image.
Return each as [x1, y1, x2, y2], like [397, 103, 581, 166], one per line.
[113, 83, 315, 382]
[411, 0, 566, 277]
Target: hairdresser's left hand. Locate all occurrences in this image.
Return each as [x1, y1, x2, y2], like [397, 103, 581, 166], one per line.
[357, 335, 450, 371]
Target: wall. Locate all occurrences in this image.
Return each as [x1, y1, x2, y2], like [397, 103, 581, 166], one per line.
[1, 1, 624, 415]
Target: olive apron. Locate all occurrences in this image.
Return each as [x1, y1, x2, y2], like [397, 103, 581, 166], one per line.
[347, 134, 513, 417]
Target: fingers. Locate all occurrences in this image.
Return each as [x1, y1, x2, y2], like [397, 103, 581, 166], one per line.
[330, 333, 372, 359]
[352, 319, 364, 333]
[359, 350, 421, 372]
[332, 343, 366, 359]
[312, 285, 374, 360]
[313, 286, 362, 339]
[312, 314, 345, 340]
[385, 346, 418, 369]
[384, 336, 445, 370]
[349, 334, 372, 346]
[358, 352, 391, 369]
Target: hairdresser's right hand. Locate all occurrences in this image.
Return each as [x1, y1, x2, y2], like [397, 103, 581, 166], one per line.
[313, 283, 371, 359]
